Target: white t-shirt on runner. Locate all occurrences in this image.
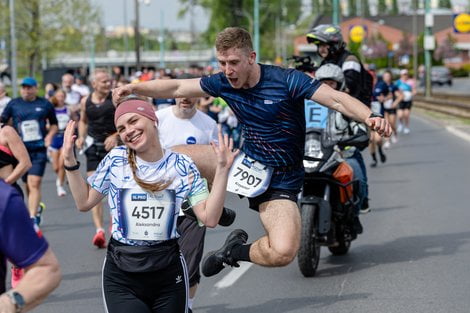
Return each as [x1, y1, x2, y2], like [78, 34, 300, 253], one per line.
[156, 106, 218, 148]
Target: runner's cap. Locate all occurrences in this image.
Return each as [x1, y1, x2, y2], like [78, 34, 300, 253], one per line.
[21, 77, 37, 87]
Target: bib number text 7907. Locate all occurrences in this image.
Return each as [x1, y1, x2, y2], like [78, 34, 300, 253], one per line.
[233, 167, 262, 187]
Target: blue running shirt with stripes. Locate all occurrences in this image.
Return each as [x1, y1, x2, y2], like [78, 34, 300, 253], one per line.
[200, 64, 321, 168]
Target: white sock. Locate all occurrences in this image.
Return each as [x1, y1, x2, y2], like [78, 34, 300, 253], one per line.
[188, 297, 194, 310]
[96, 228, 105, 233]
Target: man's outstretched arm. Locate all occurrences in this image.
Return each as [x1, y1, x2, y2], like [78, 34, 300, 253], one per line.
[312, 84, 392, 137]
[113, 78, 208, 104]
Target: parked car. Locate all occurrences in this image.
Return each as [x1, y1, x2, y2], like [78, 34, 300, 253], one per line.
[431, 66, 452, 86]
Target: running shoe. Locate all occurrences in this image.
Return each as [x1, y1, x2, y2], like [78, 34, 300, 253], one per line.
[56, 185, 67, 197]
[383, 140, 391, 149]
[370, 160, 377, 168]
[11, 267, 24, 288]
[397, 123, 403, 134]
[403, 127, 410, 134]
[390, 135, 398, 144]
[379, 152, 387, 163]
[201, 229, 248, 277]
[360, 198, 371, 214]
[92, 230, 106, 249]
[218, 207, 236, 227]
[35, 202, 46, 226]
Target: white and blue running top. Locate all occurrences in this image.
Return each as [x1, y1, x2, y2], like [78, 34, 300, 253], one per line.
[88, 146, 207, 246]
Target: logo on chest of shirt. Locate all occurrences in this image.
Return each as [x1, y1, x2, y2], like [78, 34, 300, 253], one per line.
[131, 193, 147, 201]
[35, 107, 43, 112]
[186, 136, 197, 144]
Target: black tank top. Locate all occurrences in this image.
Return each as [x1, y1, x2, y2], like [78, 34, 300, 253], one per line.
[0, 145, 18, 169]
[85, 92, 116, 143]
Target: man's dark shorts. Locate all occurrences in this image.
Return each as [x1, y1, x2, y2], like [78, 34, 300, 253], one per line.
[22, 148, 47, 182]
[384, 108, 397, 115]
[247, 166, 303, 211]
[398, 101, 412, 110]
[85, 144, 108, 172]
[177, 216, 205, 287]
[248, 188, 299, 211]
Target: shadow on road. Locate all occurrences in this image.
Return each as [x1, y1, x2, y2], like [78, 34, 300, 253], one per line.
[315, 230, 470, 277]
[197, 293, 371, 313]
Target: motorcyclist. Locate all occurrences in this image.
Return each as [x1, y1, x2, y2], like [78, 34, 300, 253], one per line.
[306, 24, 373, 217]
[315, 63, 369, 235]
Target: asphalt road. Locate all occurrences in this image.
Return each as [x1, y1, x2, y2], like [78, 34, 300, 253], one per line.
[22, 113, 470, 313]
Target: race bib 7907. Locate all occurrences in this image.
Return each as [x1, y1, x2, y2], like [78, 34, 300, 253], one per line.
[226, 152, 272, 198]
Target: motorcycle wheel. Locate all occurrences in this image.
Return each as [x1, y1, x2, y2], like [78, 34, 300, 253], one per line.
[298, 204, 321, 277]
[328, 229, 351, 256]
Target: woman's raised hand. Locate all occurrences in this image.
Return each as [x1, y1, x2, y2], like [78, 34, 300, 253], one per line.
[63, 120, 78, 164]
[210, 125, 239, 170]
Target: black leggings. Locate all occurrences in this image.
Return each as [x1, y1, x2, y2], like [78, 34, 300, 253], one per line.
[102, 255, 189, 313]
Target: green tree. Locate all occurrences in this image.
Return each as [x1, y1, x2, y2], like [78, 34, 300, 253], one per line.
[438, 0, 452, 8]
[391, 0, 399, 14]
[5, 0, 100, 77]
[179, 0, 302, 61]
[378, 0, 387, 14]
[348, 0, 357, 16]
[362, 0, 370, 17]
[311, 0, 321, 14]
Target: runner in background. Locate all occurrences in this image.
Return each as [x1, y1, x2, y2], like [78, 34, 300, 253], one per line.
[395, 69, 416, 134]
[49, 90, 72, 197]
[76, 69, 118, 249]
[0, 77, 58, 227]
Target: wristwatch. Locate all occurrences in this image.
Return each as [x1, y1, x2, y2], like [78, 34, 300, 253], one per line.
[5, 290, 25, 312]
[64, 161, 80, 171]
[369, 112, 383, 119]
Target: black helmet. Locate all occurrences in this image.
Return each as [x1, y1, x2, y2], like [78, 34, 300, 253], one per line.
[306, 24, 345, 52]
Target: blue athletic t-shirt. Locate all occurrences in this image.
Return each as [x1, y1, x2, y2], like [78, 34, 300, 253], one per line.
[0, 97, 58, 150]
[0, 180, 48, 293]
[200, 64, 321, 168]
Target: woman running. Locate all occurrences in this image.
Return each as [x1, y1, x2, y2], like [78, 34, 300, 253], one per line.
[49, 89, 72, 196]
[62, 97, 237, 313]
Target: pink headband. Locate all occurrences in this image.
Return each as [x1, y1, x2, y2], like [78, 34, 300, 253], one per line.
[114, 99, 157, 125]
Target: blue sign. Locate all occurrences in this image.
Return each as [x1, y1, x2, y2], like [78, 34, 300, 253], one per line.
[305, 99, 329, 129]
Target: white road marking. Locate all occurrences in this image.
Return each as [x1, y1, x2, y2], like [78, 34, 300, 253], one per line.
[337, 266, 353, 297]
[446, 126, 470, 143]
[214, 262, 253, 289]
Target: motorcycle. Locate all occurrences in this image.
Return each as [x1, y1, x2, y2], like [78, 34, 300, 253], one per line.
[297, 103, 365, 277]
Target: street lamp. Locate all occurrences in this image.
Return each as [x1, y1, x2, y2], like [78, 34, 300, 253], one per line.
[134, 0, 141, 69]
[9, 0, 17, 97]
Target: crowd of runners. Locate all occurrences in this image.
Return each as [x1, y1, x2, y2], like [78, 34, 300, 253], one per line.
[0, 25, 421, 313]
